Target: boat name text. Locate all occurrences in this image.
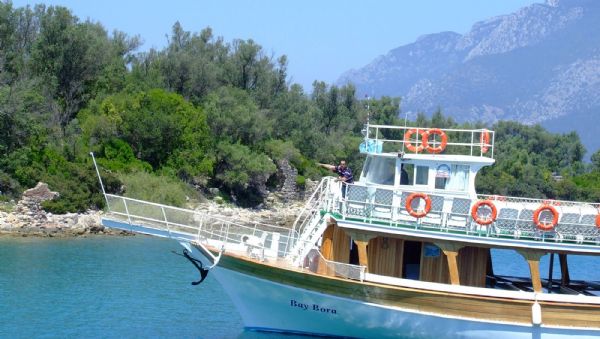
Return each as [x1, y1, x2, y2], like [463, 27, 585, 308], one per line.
[290, 299, 337, 314]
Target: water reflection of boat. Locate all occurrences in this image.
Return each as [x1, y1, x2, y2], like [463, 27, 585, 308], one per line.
[96, 124, 600, 338]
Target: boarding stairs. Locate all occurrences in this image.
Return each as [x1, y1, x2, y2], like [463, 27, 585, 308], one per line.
[287, 177, 337, 267]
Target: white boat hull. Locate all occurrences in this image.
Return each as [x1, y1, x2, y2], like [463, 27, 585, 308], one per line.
[187, 246, 599, 339]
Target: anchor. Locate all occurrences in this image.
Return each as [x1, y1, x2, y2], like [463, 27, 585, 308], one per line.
[172, 249, 209, 285]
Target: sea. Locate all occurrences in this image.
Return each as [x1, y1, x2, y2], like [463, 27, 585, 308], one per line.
[0, 235, 598, 338]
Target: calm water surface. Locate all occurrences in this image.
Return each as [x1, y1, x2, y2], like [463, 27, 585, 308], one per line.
[0, 236, 598, 338]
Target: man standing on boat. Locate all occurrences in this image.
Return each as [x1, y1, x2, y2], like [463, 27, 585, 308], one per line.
[319, 160, 353, 197]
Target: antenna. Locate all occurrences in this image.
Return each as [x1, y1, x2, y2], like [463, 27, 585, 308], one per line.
[362, 94, 370, 140]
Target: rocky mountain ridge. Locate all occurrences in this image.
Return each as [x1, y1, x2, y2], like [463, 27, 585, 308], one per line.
[338, 0, 600, 153]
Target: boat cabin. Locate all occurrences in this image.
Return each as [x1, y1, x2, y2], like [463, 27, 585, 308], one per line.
[313, 124, 600, 295]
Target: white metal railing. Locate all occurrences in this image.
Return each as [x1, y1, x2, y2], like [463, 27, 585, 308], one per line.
[104, 193, 297, 258]
[305, 249, 366, 281]
[287, 177, 337, 253]
[333, 182, 600, 245]
[362, 124, 495, 158]
[101, 182, 365, 280]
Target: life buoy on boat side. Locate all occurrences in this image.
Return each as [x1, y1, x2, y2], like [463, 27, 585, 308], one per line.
[533, 204, 559, 231]
[423, 128, 448, 154]
[405, 192, 431, 218]
[404, 129, 426, 153]
[595, 214, 600, 229]
[480, 129, 491, 154]
[471, 200, 498, 226]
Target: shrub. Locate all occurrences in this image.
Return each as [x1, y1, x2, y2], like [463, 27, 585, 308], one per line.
[117, 171, 198, 207]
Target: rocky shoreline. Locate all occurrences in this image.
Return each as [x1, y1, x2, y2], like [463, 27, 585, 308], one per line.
[0, 182, 304, 238]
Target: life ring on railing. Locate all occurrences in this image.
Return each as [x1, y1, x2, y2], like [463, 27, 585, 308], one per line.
[595, 213, 600, 229]
[404, 129, 427, 153]
[471, 200, 498, 226]
[533, 204, 559, 231]
[406, 192, 431, 218]
[480, 129, 491, 154]
[423, 128, 448, 154]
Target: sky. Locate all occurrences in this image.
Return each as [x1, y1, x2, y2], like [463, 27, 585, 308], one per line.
[12, 0, 542, 91]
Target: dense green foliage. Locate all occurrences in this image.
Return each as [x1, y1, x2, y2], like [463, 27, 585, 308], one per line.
[0, 2, 599, 213]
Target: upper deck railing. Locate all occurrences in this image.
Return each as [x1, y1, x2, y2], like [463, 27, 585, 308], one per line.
[361, 124, 495, 159]
[328, 181, 600, 249]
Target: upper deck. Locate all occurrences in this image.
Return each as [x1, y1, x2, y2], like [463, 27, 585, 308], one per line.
[360, 124, 495, 160]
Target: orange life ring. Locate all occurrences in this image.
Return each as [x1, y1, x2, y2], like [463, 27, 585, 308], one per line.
[423, 128, 448, 154]
[533, 204, 559, 231]
[404, 129, 427, 153]
[595, 214, 600, 230]
[471, 200, 498, 226]
[480, 129, 491, 154]
[406, 192, 432, 218]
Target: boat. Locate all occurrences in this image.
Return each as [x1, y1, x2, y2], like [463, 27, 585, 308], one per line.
[93, 123, 600, 338]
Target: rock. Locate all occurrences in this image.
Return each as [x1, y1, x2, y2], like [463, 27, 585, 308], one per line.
[21, 182, 59, 202]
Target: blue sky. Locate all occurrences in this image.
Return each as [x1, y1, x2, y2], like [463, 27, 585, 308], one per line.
[12, 0, 541, 91]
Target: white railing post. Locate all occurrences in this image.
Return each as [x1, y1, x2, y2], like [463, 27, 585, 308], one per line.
[161, 206, 170, 236]
[90, 152, 110, 211]
[196, 213, 204, 242]
[123, 198, 132, 230]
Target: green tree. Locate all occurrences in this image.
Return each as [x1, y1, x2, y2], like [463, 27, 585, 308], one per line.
[214, 142, 276, 206]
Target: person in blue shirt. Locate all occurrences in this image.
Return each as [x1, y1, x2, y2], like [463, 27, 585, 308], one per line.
[319, 160, 353, 197]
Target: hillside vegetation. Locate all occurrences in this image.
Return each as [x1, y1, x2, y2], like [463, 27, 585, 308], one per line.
[0, 3, 598, 212]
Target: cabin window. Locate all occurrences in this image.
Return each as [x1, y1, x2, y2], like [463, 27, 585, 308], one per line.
[400, 164, 413, 185]
[400, 164, 428, 186]
[434, 164, 469, 191]
[415, 165, 429, 185]
[363, 156, 395, 185]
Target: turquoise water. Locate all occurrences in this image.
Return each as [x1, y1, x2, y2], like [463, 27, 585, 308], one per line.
[0, 236, 598, 338]
[0, 236, 287, 338]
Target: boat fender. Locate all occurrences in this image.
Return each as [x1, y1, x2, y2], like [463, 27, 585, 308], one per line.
[471, 200, 497, 225]
[533, 204, 559, 232]
[531, 299, 542, 325]
[480, 129, 491, 154]
[403, 129, 427, 153]
[406, 192, 431, 218]
[423, 128, 448, 154]
[172, 249, 209, 285]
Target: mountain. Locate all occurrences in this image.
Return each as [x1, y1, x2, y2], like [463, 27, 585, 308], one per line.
[338, 0, 600, 155]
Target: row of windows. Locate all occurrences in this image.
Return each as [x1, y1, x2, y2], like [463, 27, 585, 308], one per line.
[361, 157, 470, 191]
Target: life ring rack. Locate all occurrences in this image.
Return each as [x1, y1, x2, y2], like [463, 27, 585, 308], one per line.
[423, 128, 448, 154]
[471, 200, 498, 226]
[533, 204, 559, 231]
[405, 192, 432, 218]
